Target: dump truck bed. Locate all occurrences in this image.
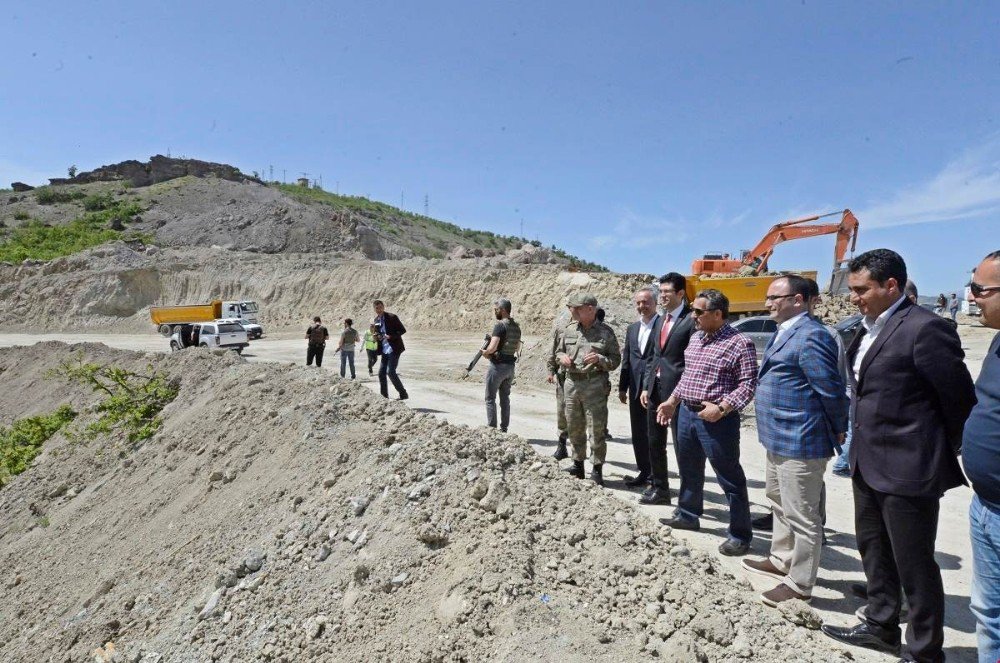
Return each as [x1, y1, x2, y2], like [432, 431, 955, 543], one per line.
[686, 272, 818, 316]
[150, 301, 221, 326]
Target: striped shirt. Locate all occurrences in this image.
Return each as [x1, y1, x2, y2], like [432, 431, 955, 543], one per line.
[671, 323, 758, 411]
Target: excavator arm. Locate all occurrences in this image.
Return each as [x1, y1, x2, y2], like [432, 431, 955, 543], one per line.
[742, 209, 859, 275]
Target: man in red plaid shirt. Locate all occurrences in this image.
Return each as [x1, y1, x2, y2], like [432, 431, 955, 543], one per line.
[656, 288, 758, 556]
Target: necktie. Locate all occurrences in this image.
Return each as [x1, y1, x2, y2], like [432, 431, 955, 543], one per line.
[659, 313, 673, 349]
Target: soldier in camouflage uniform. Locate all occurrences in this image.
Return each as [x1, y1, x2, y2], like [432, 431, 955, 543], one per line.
[546, 320, 570, 459]
[554, 293, 621, 486]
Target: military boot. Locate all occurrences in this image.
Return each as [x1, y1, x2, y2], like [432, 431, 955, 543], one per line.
[564, 460, 585, 479]
[552, 433, 569, 460]
[590, 463, 604, 487]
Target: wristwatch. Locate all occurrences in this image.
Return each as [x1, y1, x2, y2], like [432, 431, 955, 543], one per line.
[718, 402, 731, 416]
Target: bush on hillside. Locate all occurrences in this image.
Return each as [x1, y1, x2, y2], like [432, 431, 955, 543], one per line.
[0, 405, 77, 487]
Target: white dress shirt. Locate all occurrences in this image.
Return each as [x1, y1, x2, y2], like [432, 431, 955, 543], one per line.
[852, 295, 907, 383]
[772, 311, 808, 347]
[637, 313, 660, 354]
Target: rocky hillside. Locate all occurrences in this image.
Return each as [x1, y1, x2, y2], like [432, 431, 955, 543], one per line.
[1, 156, 602, 268]
[0, 342, 850, 662]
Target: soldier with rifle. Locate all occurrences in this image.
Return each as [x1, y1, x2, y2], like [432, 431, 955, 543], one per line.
[480, 298, 521, 432]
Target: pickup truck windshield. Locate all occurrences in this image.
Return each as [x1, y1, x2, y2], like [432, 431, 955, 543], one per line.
[218, 323, 244, 333]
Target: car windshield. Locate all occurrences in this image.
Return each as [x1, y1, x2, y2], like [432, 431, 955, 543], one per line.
[834, 314, 862, 330]
[218, 323, 244, 333]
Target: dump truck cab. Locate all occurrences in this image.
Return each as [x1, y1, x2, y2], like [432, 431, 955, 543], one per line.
[219, 301, 264, 339]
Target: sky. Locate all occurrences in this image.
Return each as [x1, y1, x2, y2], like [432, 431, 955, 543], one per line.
[2, 1, 998, 295]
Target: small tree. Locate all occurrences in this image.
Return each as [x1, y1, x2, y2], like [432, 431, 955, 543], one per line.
[68, 165, 78, 178]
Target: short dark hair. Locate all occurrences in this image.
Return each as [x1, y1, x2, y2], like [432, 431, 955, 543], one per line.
[775, 274, 812, 301]
[373, 299, 385, 307]
[802, 277, 820, 300]
[659, 272, 687, 293]
[903, 280, 918, 300]
[695, 288, 730, 317]
[345, 318, 353, 326]
[313, 316, 321, 322]
[596, 307, 606, 322]
[848, 249, 907, 288]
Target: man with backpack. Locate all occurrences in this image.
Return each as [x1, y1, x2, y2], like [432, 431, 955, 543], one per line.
[337, 318, 360, 379]
[305, 316, 329, 367]
[482, 298, 521, 432]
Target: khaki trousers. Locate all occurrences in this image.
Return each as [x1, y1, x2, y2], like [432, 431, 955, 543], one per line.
[766, 451, 828, 595]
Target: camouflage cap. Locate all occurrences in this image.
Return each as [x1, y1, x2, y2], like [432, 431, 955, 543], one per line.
[566, 292, 598, 307]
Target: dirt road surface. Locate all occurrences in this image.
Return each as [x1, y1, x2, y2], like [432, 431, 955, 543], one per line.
[3, 322, 995, 662]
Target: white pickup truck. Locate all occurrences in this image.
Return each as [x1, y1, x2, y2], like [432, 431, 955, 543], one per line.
[169, 319, 249, 354]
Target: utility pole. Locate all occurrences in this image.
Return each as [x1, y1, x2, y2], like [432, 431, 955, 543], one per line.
[336, 180, 339, 194]
[400, 191, 404, 209]
[424, 194, 429, 217]
[282, 169, 286, 184]
[269, 165, 273, 181]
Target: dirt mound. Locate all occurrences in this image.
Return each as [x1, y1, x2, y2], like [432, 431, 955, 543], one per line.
[0, 343, 849, 662]
[0, 243, 647, 336]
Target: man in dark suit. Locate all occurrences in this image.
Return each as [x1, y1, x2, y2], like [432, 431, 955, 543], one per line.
[373, 299, 409, 400]
[821, 249, 976, 662]
[618, 288, 660, 487]
[637, 272, 696, 505]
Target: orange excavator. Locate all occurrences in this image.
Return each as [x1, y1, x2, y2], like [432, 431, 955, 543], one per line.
[690, 209, 860, 291]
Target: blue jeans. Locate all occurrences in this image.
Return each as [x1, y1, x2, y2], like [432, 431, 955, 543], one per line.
[832, 410, 854, 472]
[675, 406, 753, 544]
[971, 494, 1000, 663]
[378, 352, 407, 398]
[339, 349, 355, 378]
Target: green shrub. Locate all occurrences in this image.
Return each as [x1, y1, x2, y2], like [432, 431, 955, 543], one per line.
[13, 211, 29, 221]
[0, 405, 77, 487]
[34, 187, 85, 205]
[82, 192, 115, 211]
[55, 357, 178, 445]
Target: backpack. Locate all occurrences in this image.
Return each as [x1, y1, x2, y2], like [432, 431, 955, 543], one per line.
[308, 325, 326, 344]
[343, 327, 360, 344]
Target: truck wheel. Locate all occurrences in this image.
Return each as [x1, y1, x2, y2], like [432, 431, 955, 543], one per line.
[170, 341, 180, 352]
[159, 324, 172, 337]
[200, 343, 208, 348]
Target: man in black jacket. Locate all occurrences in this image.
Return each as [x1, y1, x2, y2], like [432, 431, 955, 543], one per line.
[373, 300, 409, 400]
[637, 273, 696, 504]
[821, 249, 976, 662]
[618, 288, 660, 486]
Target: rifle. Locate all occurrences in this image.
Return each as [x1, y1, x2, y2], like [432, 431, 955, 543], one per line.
[462, 334, 492, 379]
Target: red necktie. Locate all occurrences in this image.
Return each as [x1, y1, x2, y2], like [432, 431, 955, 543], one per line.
[659, 313, 673, 349]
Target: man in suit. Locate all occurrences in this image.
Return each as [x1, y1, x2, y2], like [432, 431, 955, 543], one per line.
[741, 275, 848, 607]
[618, 288, 660, 487]
[373, 299, 409, 400]
[821, 249, 976, 662]
[638, 272, 696, 505]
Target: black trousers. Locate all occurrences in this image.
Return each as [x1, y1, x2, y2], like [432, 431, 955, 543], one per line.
[646, 380, 678, 490]
[853, 468, 944, 663]
[628, 393, 651, 477]
[306, 343, 325, 367]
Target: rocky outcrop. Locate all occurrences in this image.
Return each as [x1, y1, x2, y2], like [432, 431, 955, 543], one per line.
[48, 155, 262, 188]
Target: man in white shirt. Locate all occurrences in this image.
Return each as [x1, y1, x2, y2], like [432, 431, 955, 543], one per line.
[618, 288, 660, 486]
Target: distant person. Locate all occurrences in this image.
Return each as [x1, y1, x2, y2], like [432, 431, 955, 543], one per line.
[373, 300, 408, 400]
[963, 250, 1000, 662]
[742, 275, 847, 607]
[305, 316, 329, 367]
[655, 289, 758, 556]
[950, 292, 960, 321]
[336, 318, 360, 379]
[821, 249, 976, 662]
[553, 293, 621, 486]
[363, 324, 380, 375]
[481, 298, 521, 432]
[618, 288, 660, 488]
[904, 279, 918, 304]
[936, 293, 947, 315]
[639, 272, 695, 505]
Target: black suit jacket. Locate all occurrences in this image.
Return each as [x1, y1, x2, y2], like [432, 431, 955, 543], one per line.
[642, 305, 696, 401]
[618, 315, 660, 399]
[378, 312, 407, 355]
[847, 298, 976, 497]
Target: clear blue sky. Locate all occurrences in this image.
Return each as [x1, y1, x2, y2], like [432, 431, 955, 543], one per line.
[3, 1, 998, 295]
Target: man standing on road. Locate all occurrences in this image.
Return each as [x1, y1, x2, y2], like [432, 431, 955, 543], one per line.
[949, 292, 960, 322]
[638, 273, 695, 505]
[373, 300, 409, 400]
[655, 289, 757, 556]
[821, 249, 976, 662]
[964, 250, 1000, 662]
[741, 275, 847, 606]
[305, 316, 329, 367]
[482, 298, 521, 433]
[618, 288, 660, 487]
[363, 324, 379, 376]
[547, 318, 570, 460]
[336, 318, 360, 379]
[554, 293, 621, 487]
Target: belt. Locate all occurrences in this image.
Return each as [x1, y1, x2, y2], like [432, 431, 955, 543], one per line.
[682, 402, 706, 412]
[566, 371, 605, 381]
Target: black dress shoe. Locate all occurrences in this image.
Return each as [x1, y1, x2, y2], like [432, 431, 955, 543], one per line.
[658, 515, 699, 531]
[623, 473, 650, 488]
[398, 393, 409, 401]
[751, 513, 773, 531]
[820, 622, 901, 656]
[638, 488, 671, 505]
[718, 538, 751, 556]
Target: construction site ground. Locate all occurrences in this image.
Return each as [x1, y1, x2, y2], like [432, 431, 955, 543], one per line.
[2, 320, 993, 662]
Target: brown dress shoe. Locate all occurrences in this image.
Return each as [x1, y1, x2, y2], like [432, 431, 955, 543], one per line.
[741, 558, 787, 582]
[761, 583, 810, 607]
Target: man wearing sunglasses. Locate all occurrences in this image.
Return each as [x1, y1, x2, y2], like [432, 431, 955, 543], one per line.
[821, 249, 975, 662]
[655, 288, 758, 556]
[963, 250, 1000, 663]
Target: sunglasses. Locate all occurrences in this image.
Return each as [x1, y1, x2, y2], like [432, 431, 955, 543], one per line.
[970, 282, 1000, 297]
[691, 307, 717, 317]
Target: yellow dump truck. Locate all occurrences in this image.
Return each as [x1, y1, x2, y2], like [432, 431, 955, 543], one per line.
[150, 300, 263, 338]
[685, 271, 818, 316]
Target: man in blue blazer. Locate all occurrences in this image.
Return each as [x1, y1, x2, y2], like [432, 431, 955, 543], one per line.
[741, 274, 848, 607]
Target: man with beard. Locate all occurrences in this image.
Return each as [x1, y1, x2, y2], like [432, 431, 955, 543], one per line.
[482, 298, 521, 432]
